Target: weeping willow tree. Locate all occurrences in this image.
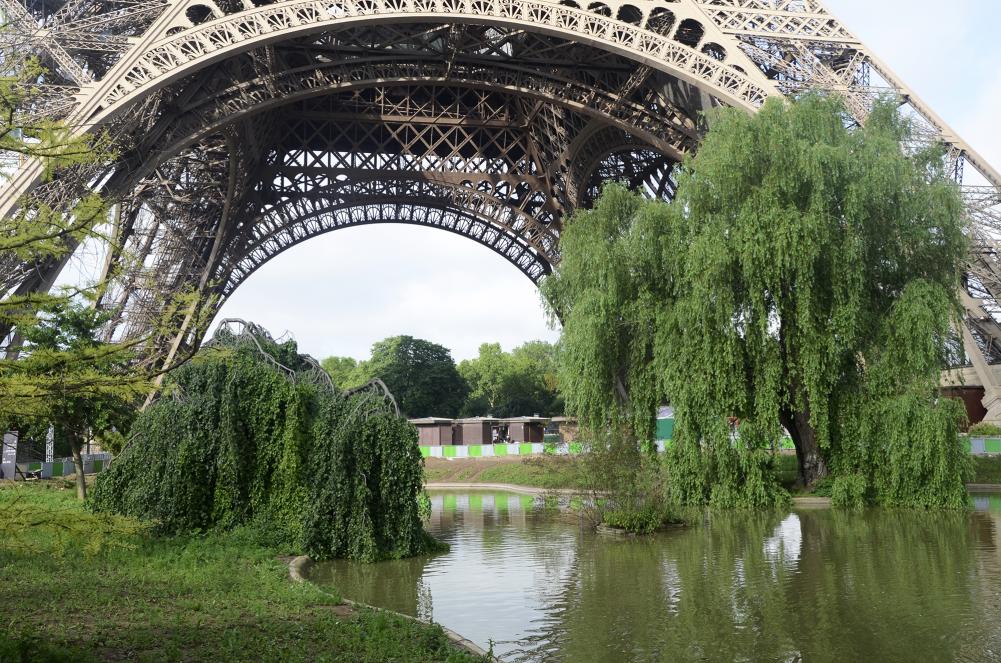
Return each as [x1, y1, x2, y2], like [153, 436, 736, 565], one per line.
[542, 185, 669, 504]
[90, 321, 439, 561]
[545, 94, 971, 508]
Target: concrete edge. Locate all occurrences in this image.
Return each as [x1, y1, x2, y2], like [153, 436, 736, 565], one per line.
[791, 496, 832, 508]
[426, 481, 581, 496]
[968, 483, 1001, 493]
[288, 555, 491, 660]
[429, 482, 840, 509]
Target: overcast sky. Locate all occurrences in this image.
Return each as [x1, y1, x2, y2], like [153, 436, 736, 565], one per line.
[199, 0, 1001, 361]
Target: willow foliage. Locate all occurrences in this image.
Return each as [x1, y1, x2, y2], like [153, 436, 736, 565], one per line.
[546, 94, 971, 509]
[90, 329, 437, 561]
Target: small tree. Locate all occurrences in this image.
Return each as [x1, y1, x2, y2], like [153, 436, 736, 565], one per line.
[1, 57, 113, 336]
[459, 341, 562, 417]
[458, 343, 512, 415]
[0, 51, 157, 499]
[320, 355, 359, 388]
[508, 341, 562, 415]
[1, 299, 146, 499]
[355, 336, 468, 417]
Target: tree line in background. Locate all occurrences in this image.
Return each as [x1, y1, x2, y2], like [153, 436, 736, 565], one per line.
[321, 336, 563, 419]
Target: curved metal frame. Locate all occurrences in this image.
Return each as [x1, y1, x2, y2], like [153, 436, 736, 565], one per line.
[221, 200, 554, 297]
[118, 59, 701, 178]
[87, 0, 774, 125]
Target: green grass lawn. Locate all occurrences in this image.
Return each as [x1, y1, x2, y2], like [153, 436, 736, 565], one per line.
[474, 456, 586, 489]
[0, 482, 484, 663]
[973, 455, 1001, 484]
[773, 454, 801, 489]
[775, 452, 1001, 491]
[426, 451, 1001, 495]
[424, 455, 586, 489]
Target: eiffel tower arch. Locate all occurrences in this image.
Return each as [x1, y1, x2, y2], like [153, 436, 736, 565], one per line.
[2, 1, 1001, 413]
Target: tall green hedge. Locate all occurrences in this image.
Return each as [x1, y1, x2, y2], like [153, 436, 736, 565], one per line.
[90, 325, 437, 561]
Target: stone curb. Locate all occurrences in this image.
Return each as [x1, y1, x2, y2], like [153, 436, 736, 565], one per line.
[288, 555, 491, 659]
[425, 481, 579, 496]
[428, 482, 838, 509]
[968, 483, 1001, 493]
[791, 496, 832, 508]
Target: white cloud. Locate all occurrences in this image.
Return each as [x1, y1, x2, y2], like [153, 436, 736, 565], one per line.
[213, 225, 560, 362]
[827, 0, 1000, 169]
[957, 66, 1001, 174]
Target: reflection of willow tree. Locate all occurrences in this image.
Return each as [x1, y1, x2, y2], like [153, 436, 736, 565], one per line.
[670, 512, 986, 662]
[786, 510, 988, 662]
[650, 512, 791, 662]
[968, 510, 1001, 660]
[504, 515, 790, 662]
[502, 535, 584, 663]
[508, 511, 992, 662]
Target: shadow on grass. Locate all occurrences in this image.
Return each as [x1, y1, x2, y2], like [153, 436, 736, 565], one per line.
[1, 607, 480, 663]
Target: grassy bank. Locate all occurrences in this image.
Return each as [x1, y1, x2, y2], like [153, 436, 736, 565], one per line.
[427, 453, 798, 492]
[425, 453, 1001, 495]
[774, 454, 801, 490]
[775, 453, 1001, 491]
[0, 482, 484, 663]
[424, 455, 585, 490]
[973, 455, 1001, 484]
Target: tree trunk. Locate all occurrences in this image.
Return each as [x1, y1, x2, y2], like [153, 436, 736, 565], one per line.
[69, 431, 86, 501]
[780, 408, 829, 489]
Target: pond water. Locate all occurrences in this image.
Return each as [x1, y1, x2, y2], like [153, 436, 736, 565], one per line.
[309, 491, 1001, 662]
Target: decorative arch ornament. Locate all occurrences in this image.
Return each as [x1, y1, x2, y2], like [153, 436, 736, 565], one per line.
[2, 0, 1001, 416]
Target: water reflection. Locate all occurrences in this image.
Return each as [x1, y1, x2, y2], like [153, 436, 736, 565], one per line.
[309, 491, 1001, 662]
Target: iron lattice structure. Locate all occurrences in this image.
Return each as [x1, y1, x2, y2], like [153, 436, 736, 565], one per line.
[2, 0, 1001, 411]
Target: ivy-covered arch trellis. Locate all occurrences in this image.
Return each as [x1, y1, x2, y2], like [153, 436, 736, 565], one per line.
[91, 319, 436, 561]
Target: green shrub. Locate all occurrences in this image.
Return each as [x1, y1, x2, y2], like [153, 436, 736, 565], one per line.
[968, 422, 1001, 437]
[602, 505, 675, 534]
[91, 325, 437, 562]
[809, 476, 835, 498]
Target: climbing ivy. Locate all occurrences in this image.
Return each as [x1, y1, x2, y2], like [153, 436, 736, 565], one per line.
[90, 324, 439, 561]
